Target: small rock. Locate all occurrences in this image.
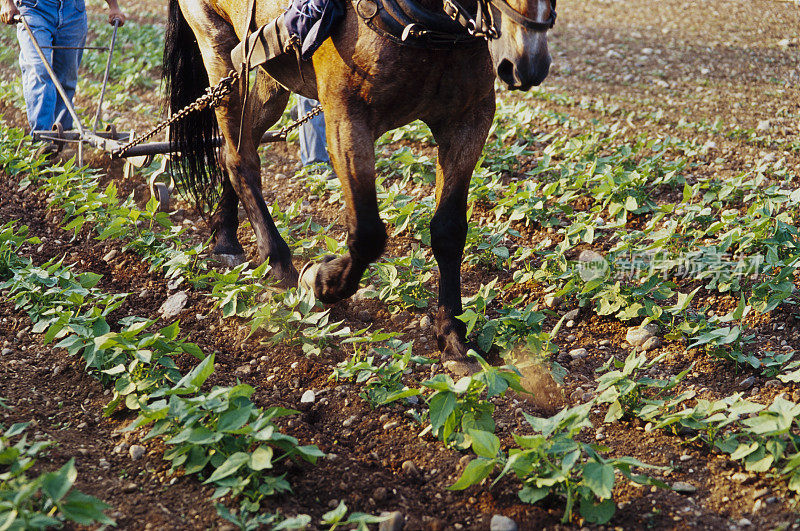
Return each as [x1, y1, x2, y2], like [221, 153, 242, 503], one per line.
[740, 376, 756, 389]
[159, 291, 188, 319]
[1, 348, 11, 356]
[114, 442, 129, 455]
[737, 518, 752, 527]
[626, 327, 654, 347]
[383, 421, 399, 430]
[300, 390, 316, 403]
[343, 415, 358, 427]
[401, 460, 419, 477]
[566, 320, 575, 328]
[419, 315, 432, 330]
[357, 310, 373, 322]
[599, 339, 611, 347]
[234, 364, 252, 376]
[672, 482, 697, 494]
[373, 486, 388, 501]
[731, 472, 750, 483]
[490, 515, 518, 531]
[102, 249, 118, 262]
[756, 120, 770, 132]
[765, 380, 782, 389]
[641, 336, 662, 351]
[569, 348, 588, 359]
[679, 454, 692, 462]
[123, 482, 137, 493]
[99, 458, 110, 469]
[378, 511, 404, 531]
[544, 294, 562, 309]
[129, 444, 146, 460]
[753, 487, 770, 499]
[563, 309, 579, 321]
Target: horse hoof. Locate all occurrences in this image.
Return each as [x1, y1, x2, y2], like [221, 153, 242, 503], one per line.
[299, 261, 321, 292]
[444, 359, 481, 376]
[215, 253, 246, 268]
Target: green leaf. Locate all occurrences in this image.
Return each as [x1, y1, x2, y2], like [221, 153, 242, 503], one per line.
[582, 462, 615, 500]
[518, 485, 550, 504]
[579, 496, 616, 524]
[41, 458, 78, 502]
[59, 490, 115, 526]
[429, 391, 456, 433]
[450, 458, 495, 490]
[468, 429, 500, 459]
[174, 353, 215, 390]
[322, 500, 348, 525]
[204, 452, 249, 484]
[249, 446, 274, 471]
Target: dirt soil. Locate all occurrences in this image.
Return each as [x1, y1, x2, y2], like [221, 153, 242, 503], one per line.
[2, 0, 800, 529]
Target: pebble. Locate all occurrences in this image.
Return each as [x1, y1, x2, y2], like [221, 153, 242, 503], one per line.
[300, 390, 316, 403]
[1, 348, 11, 356]
[737, 518, 752, 527]
[672, 482, 697, 494]
[343, 415, 358, 427]
[114, 442, 129, 455]
[544, 294, 562, 309]
[99, 458, 110, 469]
[490, 515, 518, 531]
[569, 348, 588, 359]
[122, 482, 138, 493]
[641, 336, 662, 351]
[740, 376, 756, 389]
[599, 339, 611, 347]
[679, 454, 692, 462]
[753, 487, 770, 499]
[401, 460, 419, 477]
[764, 380, 781, 389]
[129, 444, 146, 460]
[383, 421, 399, 430]
[563, 309, 580, 322]
[731, 472, 751, 483]
[159, 291, 188, 319]
[565, 334, 577, 342]
[357, 310, 373, 322]
[234, 364, 252, 376]
[378, 511, 405, 531]
[373, 486, 388, 501]
[419, 315, 432, 330]
[102, 249, 118, 262]
[626, 327, 655, 347]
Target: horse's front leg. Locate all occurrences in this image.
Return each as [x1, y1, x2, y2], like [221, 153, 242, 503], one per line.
[300, 114, 386, 302]
[428, 97, 495, 374]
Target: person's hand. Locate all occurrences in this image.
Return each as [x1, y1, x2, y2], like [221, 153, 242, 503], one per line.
[106, 1, 125, 26]
[0, 0, 20, 25]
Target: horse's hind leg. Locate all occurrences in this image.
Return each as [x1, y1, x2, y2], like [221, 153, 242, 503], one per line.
[210, 71, 291, 267]
[428, 97, 495, 374]
[300, 112, 387, 302]
[181, 1, 297, 284]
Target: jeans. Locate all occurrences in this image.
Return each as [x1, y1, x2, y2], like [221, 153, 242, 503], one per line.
[16, 0, 87, 131]
[297, 96, 329, 166]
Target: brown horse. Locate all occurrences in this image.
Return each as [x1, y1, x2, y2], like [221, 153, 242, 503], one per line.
[164, 0, 554, 372]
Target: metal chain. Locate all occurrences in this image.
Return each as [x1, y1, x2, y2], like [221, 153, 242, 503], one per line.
[276, 104, 323, 138]
[113, 68, 323, 158]
[113, 70, 240, 158]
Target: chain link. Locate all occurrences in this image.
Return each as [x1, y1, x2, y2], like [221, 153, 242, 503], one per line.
[112, 70, 240, 158]
[113, 69, 323, 158]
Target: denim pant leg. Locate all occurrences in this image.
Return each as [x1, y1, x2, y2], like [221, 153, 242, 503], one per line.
[297, 97, 329, 166]
[51, 0, 87, 130]
[17, 6, 57, 132]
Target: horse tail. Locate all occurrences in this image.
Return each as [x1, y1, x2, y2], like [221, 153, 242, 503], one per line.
[163, 0, 222, 216]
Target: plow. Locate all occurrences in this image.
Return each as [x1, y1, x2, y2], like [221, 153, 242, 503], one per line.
[14, 11, 321, 212]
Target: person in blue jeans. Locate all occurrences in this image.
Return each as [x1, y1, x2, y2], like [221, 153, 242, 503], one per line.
[297, 96, 329, 166]
[0, 0, 125, 132]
